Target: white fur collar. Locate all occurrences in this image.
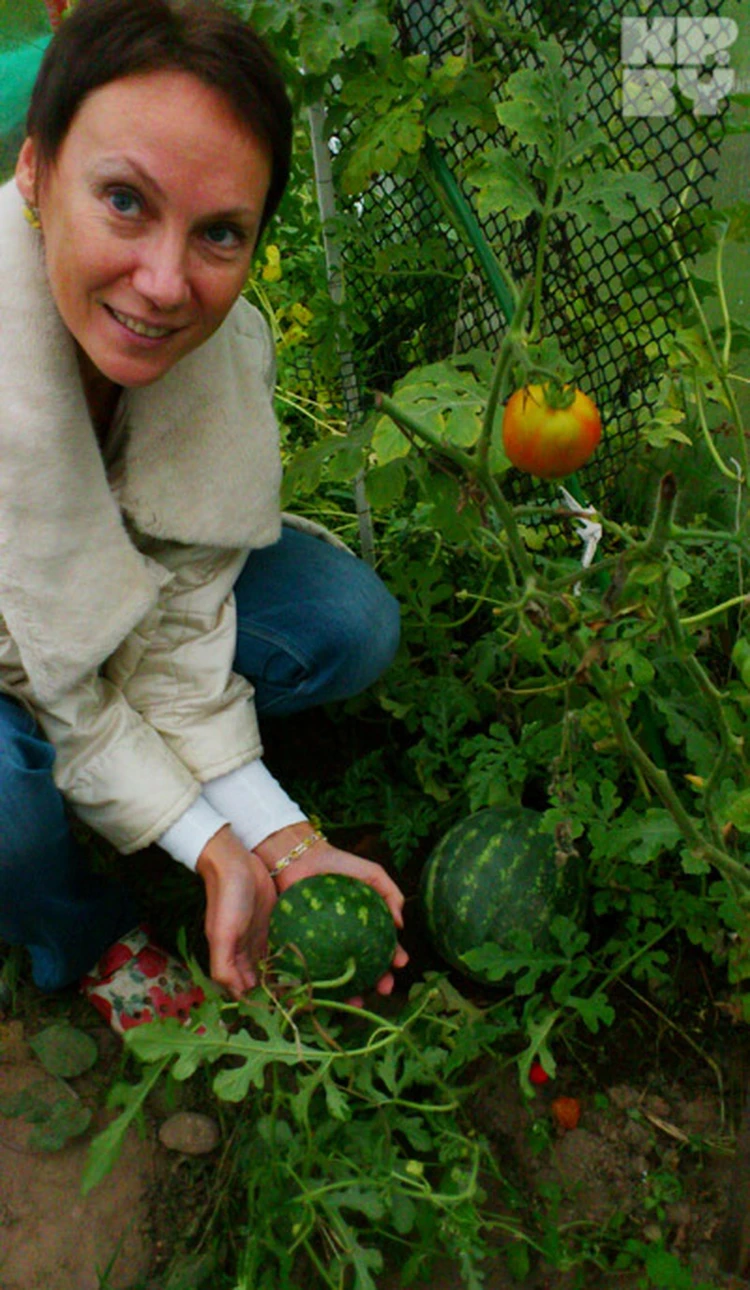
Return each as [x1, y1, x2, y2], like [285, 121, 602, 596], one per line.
[0, 179, 281, 703]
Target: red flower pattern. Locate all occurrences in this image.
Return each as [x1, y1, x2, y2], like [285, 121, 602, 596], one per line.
[81, 926, 205, 1036]
[135, 946, 170, 978]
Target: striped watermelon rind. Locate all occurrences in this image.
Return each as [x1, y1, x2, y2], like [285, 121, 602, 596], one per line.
[419, 807, 585, 983]
[268, 873, 397, 998]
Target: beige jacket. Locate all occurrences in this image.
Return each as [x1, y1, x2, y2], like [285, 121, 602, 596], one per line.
[0, 179, 283, 852]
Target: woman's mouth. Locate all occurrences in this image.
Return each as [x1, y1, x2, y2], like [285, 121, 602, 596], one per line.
[106, 305, 178, 339]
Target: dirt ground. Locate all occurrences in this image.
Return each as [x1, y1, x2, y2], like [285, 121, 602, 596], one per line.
[0, 1015, 152, 1290]
[1, 966, 748, 1290]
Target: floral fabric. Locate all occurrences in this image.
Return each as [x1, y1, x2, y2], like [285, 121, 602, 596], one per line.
[80, 925, 205, 1035]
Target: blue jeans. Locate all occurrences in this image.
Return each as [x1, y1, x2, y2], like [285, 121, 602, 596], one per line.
[0, 528, 399, 989]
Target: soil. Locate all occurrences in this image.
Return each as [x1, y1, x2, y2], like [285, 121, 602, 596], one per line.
[1, 953, 749, 1290]
[0, 1013, 152, 1290]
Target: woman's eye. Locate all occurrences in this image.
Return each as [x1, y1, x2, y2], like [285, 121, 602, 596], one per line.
[107, 188, 142, 217]
[204, 224, 245, 250]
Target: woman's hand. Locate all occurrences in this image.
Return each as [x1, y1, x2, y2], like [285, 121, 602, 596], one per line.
[196, 825, 277, 998]
[255, 825, 409, 999]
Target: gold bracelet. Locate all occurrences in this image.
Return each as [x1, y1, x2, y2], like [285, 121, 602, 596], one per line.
[269, 830, 326, 880]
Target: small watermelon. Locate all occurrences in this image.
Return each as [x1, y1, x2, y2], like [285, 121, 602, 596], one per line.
[419, 807, 584, 983]
[268, 874, 397, 998]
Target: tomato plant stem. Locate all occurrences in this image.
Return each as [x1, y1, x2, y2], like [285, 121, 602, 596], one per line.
[374, 391, 535, 580]
[477, 277, 535, 472]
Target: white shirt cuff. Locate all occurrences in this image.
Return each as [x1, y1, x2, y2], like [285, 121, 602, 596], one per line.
[157, 797, 229, 870]
[157, 759, 307, 871]
[202, 759, 307, 851]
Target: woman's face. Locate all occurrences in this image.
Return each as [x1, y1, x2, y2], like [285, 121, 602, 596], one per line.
[15, 69, 272, 389]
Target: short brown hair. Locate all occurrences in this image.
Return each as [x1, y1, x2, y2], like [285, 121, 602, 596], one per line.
[26, 0, 292, 239]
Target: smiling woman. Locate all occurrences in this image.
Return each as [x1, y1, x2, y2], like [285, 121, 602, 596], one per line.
[0, 0, 405, 1032]
[16, 69, 273, 411]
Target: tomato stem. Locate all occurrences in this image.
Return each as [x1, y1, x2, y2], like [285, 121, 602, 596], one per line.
[477, 277, 534, 469]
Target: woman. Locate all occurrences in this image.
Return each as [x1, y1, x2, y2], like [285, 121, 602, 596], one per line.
[0, 0, 406, 1029]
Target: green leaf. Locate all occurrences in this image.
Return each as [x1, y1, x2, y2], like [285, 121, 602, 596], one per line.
[495, 100, 551, 156]
[29, 1099, 92, 1152]
[506, 1239, 531, 1282]
[340, 104, 425, 195]
[29, 1023, 98, 1079]
[244, 0, 296, 34]
[680, 848, 711, 876]
[724, 201, 750, 244]
[365, 460, 407, 508]
[562, 170, 662, 233]
[142, 1010, 323, 1103]
[567, 992, 615, 1033]
[644, 1247, 697, 1289]
[298, 15, 343, 75]
[559, 122, 606, 167]
[0, 1077, 92, 1150]
[390, 1191, 417, 1235]
[727, 788, 750, 832]
[83, 1115, 133, 1194]
[0, 1081, 57, 1122]
[324, 1075, 352, 1122]
[371, 357, 500, 465]
[327, 442, 365, 482]
[518, 1012, 560, 1096]
[82, 1060, 168, 1195]
[466, 150, 541, 222]
[391, 1113, 433, 1153]
[422, 474, 482, 544]
[371, 415, 412, 465]
[332, 1221, 383, 1290]
[618, 809, 682, 865]
[339, 2, 393, 62]
[328, 1186, 386, 1221]
[732, 638, 750, 690]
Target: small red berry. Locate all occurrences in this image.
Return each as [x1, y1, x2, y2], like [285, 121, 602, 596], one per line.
[529, 1058, 551, 1086]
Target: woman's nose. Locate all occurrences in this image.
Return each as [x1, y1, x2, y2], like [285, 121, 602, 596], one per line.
[131, 231, 191, 312]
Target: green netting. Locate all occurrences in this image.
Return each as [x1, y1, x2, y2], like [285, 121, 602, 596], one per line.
[326, 0, 727, 503]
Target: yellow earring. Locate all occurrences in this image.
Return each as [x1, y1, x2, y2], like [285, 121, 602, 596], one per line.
[23, 202, 41, 230]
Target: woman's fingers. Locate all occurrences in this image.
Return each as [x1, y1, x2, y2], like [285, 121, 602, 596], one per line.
[197, 829, 277, 997]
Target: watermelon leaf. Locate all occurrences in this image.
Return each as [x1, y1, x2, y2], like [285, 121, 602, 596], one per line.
[566, 992, 616, 1033]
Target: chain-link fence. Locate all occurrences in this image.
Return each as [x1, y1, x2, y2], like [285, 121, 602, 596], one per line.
[326, 0, 727, 503]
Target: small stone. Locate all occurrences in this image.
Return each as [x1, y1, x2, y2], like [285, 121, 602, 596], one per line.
[666, 1201, 692, 1228]
[677, 1097, 715, 1135]
[158, 1112, 220, 1156]
[622, 1119, 653, 1153]
[607, 1084, 639, 1111]
[643, 1094, 671, 1118]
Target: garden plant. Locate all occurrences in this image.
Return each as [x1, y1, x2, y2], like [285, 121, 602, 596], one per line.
[2, 1, 750, 1287]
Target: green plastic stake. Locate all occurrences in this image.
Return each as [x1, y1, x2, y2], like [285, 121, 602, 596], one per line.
[423, 136, 517, 326]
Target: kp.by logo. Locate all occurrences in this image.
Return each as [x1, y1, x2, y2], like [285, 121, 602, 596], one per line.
[621, 17, 738, 117]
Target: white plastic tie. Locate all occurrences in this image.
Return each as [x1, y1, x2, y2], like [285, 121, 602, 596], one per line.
[558, 485, 603, 592]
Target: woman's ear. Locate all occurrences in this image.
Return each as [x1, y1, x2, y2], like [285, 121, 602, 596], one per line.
[15, 137, 39, 205]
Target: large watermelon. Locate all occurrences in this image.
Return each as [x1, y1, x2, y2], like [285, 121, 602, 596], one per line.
[419, 807, 584, 983]
[268, 873, 397, 999]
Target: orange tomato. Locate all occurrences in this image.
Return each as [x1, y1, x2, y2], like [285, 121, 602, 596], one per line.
[502, 384, 602, 480]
